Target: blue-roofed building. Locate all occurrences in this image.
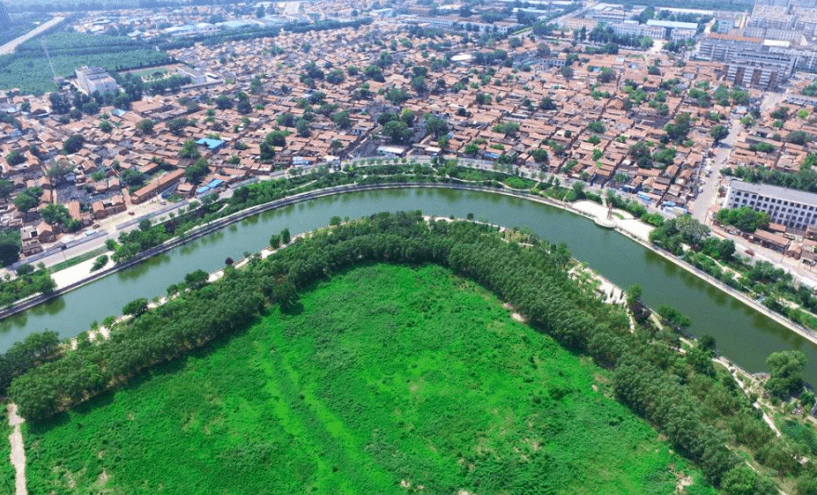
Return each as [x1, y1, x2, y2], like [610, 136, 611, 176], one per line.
[196, 138, 224, 152]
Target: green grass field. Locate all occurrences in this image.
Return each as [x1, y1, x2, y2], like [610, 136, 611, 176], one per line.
[22, 263, 715, 494]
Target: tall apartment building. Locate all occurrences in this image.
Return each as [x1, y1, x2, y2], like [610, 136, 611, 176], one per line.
[74, 66, 119, 95]
[725, 51, 795, 89]
[699, 33, 764, 60]
[698, 34, 795, 89]
[726, 179, 817, 231]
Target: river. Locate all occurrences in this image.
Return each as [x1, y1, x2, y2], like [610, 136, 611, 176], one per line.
[1, 188, 814, 381]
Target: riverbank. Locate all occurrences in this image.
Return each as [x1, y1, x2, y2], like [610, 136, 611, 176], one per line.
[2, 182, 817, 362]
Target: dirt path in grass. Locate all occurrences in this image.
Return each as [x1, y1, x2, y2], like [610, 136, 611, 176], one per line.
[8, 404, 26, 495]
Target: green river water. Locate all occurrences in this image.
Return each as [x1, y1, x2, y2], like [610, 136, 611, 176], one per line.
[1, 188, 812, 381]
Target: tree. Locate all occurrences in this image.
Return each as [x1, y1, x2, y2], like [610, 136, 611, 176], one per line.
[364, 64, 384, 82]
[236, 93, 252, 114]
[0, 229, 21, 266]
[720, 465, 777, 495]
[13, 192, 37, 213]
[6, 150, 24, 166]
[250, 75, 263, 94]
[536, 43, 551, 57]
[424, 114, 448, 138]
[326, 69, 345, 84]
[255, 5, 265, 18]
[179, 140, 201, 159]
[332, 110, 351, 129]
[715, 207, 770, 233]
[598, 67, 616, 83]
[625, 284, 642, 306]
[382, 120, 413, 144]
[411, 76, 428, 94]
[385, 87, 409, 104]
[710, 125, 729, 144]
[539, 97, 557, 111]
[137, 119, 154, 135]
[261, 131, 285, 161]
[63, 134, 85, 154]
[765, 350, 807, 399]
[272, 279, 299, 310]
[531, 148, 548, 163]
[786, 131, 810, 145]
[49, 92, 70, 114]
[99, 120, 113, 133]
[123, 298, 149, 317]
[40, 204, 70, 226]
[560, 66, 574, 79]
[215, 95, 233, 110]
[167, 118, 188, 135]
[117, 169, 144, 190]
[185, 158, 210, 184]
[295, 118, 311, 137]
[280, 228, 291, 244]
[657, 304, 691, 329]
[184, 269, 210, 290]
[0, 179, 13, 200]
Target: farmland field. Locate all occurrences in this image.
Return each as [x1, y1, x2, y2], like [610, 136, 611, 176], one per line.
[22, 263, 715, 494]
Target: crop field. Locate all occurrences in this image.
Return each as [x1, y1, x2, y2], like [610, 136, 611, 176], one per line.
[22, 263, 714, 494]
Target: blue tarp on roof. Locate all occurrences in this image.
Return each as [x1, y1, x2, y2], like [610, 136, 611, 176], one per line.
[207, 179, 224, 188]
[196, 138, 224, 150]
[196, 186, 210, 194]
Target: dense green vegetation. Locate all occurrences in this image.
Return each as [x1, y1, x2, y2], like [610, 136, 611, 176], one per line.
[715, 207, 771, 233]
[22, 263, 714, 494]
[0, 264, 55, 307]
[0, 32, 171, 94]
[8, 212, 799, 492]
[0, 406, 13, 494]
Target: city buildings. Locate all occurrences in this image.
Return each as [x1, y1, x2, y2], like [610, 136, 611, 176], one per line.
[726, 179, 817, 231]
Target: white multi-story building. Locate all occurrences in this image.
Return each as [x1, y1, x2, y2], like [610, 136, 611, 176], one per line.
[608, 20, 664, 39]
[587, 4, 627, 23]
[74, 66, 118, 95]
[726, 179, 817, 231]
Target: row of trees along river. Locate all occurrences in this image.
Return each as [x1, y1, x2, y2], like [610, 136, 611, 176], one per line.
[0, 187, 813, 384]
[4, 211, 809, 493]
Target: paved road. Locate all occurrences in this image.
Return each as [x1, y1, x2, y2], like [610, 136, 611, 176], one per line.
[0, 17, 64, 56]
[690, 118, 739, 222]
